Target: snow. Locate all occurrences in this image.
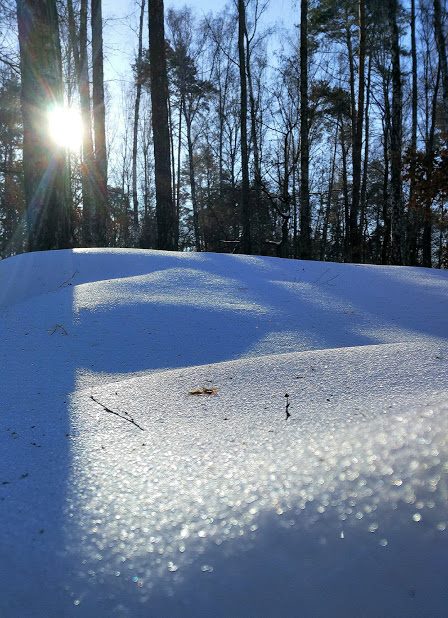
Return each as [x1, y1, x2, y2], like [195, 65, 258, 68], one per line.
[0, 248, 447, 617]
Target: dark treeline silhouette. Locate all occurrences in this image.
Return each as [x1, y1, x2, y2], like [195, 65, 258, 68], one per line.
[1, 0, 447, 266]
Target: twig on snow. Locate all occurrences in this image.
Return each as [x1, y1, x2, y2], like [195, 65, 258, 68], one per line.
[285, 393, 291, 420]
[58, 270, 78, 288]
[90, 395, 145, 431]
[49, 324, 68, 335]
[324, 274, 340, 285]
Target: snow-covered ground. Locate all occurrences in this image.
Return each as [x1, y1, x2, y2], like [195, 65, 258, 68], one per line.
[1, 248, 447, 617]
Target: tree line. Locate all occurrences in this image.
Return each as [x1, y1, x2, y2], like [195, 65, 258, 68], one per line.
[0, 0, 447, 266]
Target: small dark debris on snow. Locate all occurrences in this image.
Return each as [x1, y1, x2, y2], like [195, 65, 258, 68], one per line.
[20, 473, 29, 479]
[285, 393, 291, 420]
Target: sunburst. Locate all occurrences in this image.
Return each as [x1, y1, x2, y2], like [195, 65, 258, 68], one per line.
[47, 105, 83, 152]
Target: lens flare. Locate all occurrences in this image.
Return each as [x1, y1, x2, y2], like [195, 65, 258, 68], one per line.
[48, 105, 83, 152]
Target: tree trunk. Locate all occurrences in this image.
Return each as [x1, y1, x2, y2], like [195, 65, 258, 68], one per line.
[91, 0, 108, 245]
[433, 0, 448, 135]
[388, 0, 403, 265]
[360, 53, 371, 262]
[350, 0, 366, 263]
[76, 0, 96, 245]
[132, 0, 146, 235]
[407, 0, 419, 265]
[176, 95, 183, 235]
[16, 0, 70, 251]
[381, 71, 392, 264]
[185, 113, 201, 251]
[345, 16, 356, 257]
[238, 0, 251, 254]
[422, 64, 441, 267]
[244, 23, 262, 252]
[167, 83, 178, 247]
[66, 0, 80, 76]
[381, 119, 391, 265]
[149, 0, 177, 250]
[340, 120, 350, 261]
[299, 0, 311, 259]
[321, 123, 339, 262]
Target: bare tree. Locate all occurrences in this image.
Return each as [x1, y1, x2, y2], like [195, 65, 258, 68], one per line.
[67, 0, 96, 245]
[350, 0, 366, 262]
[433, 0, 448, 135]
[238, 0, 252, 254]
[299, 0, 311, 259]
[388, 0, 403, 265]
[407, 0, 419, 264]
[91, 0, 108, 245]
[132, 0, 146, 234]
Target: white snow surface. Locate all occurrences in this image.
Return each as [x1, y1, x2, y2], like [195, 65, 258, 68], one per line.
[1, 248, 448, 617]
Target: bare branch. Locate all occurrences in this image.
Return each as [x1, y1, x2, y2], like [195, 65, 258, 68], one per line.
[90, 395, 145, 431]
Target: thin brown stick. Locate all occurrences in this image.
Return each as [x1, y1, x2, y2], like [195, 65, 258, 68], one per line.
[90, 395, 145, 431]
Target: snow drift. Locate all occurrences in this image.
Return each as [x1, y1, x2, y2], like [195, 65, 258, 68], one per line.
[0, 248, 447, 617]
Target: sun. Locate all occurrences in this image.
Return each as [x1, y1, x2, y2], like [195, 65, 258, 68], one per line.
[47, 105, 83, 152]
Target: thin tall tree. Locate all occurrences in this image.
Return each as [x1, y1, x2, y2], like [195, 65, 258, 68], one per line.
[407, 0, 419, 264]
[433, 0, 448, 135]
[132, 0, 146, 234]
[388, 0, 403, 265]
[91, 0, 108, 245]
[67, 0, 95, 245]
[238, 0, 251, 254]
[299, 0, 311, 259]
[149, 0, 177, 250]
[350, 0, 366, 262]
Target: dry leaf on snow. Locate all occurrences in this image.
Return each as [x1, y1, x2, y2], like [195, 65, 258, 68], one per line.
[188, 387, 219, 396]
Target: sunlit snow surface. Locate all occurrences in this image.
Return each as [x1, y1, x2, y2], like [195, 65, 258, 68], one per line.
[0, 249, 447, 616]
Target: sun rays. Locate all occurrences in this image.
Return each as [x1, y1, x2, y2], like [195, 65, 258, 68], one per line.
[47, 105, 83, 152]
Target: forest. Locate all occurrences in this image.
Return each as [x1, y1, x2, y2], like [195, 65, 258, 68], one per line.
[0, 0, 447, 267]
